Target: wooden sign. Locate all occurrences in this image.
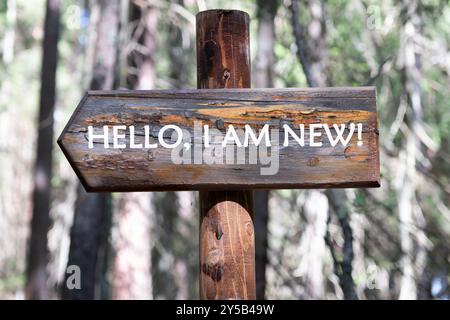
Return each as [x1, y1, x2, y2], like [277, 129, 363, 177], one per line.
[58, 87, 379, 192]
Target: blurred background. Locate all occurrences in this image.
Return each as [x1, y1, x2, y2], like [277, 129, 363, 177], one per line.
[0, 0, 449, 300]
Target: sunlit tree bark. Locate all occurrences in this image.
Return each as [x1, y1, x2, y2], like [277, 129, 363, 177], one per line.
[112, 1, 157, 300]
[289, 0, 357, 299]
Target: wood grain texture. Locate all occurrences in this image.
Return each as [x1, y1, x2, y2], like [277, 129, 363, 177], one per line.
[197, 9, 255, 300]
[57, 87, 380, 192]
[197, 9, 251, 89]
[199, 190, 255, 299]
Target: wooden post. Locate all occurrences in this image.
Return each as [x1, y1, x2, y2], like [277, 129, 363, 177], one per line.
[196, 10, 256, 300]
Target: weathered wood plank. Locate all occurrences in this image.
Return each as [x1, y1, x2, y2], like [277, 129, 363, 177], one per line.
[58, 87, 380, 192]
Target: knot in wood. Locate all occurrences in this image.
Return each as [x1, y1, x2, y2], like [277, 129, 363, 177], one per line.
[202, 248, 224, 282]
[223, 69, 231, 81]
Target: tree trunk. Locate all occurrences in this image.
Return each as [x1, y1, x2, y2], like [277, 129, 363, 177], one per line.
[3, 0, 16, 63]
[26, 0, 61, 300]
[112, 1, 157, 300]
[398, 0, 427, 300]
[150, 0, 197, 298]
[63, 0, 120, 300]
[289, 0, 357, 299]
[254, 0, 279, 300]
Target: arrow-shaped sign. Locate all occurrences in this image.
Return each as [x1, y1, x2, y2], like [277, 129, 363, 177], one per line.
[58, 87, 380, 192]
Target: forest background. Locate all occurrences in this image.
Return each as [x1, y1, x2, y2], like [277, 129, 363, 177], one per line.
[0, 0, 449, 300]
